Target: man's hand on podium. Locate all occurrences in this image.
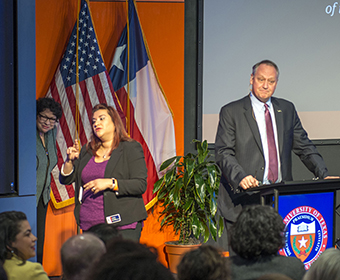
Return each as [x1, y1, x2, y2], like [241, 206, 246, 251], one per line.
[324, 176, 340, 179]
[239, 175, 259, 190]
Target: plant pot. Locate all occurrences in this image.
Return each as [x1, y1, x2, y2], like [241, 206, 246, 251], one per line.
[164, 242, 201, 274]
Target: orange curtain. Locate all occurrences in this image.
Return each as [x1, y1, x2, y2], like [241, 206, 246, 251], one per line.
[36, 0, 184, 275]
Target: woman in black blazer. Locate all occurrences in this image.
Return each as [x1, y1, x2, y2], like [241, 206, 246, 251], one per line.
[60, 104, 148, 241]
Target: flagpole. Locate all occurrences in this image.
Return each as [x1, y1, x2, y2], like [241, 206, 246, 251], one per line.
[126, 0, 130, 136]
[75, 0, 81, 142]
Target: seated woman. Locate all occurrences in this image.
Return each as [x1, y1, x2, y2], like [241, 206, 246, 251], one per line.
[229, 205, 305, 280]
[0, 211, 49, 280]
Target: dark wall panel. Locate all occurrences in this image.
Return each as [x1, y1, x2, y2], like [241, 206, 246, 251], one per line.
[0, 1, 15, 195]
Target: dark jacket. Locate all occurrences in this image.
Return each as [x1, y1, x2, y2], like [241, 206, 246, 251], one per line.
[60, 140, 148, 226]
[36, 126, 58, 206]
[215, 95, 328, 222]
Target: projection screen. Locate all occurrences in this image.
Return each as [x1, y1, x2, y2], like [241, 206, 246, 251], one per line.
[203, 0, 340, 143]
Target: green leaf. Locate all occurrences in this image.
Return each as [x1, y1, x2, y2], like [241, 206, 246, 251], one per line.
[194, 173, 206, 205]
[218, 216, 224, 238]
[209, 218, 217, 241]
[185, 158, 195, 186]
[153, 179, 164, 194]
[173, 178, 183, 208]
[209, 192, 217, 216]
[159, 156, 179, 171]
[202, 222, 210, 243]
[183, 199, 193, 213]
[192, 215, 199, 238]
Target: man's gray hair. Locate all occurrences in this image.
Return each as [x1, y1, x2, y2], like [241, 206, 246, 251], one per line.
[252, 60, 279, 79]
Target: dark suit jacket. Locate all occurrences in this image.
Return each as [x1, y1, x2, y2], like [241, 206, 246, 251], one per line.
[215, 95, 328, 221]
[60, 140, 148, 227]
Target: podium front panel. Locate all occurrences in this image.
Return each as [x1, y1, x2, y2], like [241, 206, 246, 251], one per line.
[278, 192, 334, 269]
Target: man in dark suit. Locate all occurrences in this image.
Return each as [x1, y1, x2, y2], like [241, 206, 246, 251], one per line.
[214, 60, 329, 251]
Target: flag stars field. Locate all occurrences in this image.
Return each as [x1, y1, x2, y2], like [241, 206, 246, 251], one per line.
[60, 1, 105, 87]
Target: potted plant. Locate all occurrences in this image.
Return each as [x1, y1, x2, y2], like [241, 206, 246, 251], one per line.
[153, 139, 224, 272]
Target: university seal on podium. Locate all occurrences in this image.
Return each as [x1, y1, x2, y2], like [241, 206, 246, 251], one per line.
[279, 206, 328, 269]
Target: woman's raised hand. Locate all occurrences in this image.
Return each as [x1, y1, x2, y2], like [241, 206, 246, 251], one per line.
[66, 139, 80, 163]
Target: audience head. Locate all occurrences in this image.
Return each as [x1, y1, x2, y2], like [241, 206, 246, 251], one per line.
[229, 205, 285, 260]
[87, 239, 174, 280]
[302, 248, 340, 280]
[87, 223, 121, 245]
[0, 211, 37, 263]
[61, 233, 106, 280]
[177, 245, 230, 280]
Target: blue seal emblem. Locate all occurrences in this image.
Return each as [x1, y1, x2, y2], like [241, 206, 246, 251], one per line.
[279, 206, 328, 269]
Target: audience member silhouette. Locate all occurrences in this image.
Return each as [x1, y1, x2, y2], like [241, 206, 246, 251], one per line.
[86, 239, 174, 280]
[61, 233, 106, 280]
[229, 205, 305, 280]
[177, 244, 230, 280]
[87, 222, 121, 245]
[302, 248, 340, 280]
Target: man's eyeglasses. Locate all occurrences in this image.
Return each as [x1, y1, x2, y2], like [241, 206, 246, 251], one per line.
[38, 113, 58, 124]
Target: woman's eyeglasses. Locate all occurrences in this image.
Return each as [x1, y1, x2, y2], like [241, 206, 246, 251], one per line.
[39, 113, 58, 124]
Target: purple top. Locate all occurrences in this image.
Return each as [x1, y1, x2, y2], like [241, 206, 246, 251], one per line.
[79, 156, 140, 231]
[79, 157, 107, 231]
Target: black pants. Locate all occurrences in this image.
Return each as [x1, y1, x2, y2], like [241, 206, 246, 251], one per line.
[37, 196, 48, 264]
[119, 221, 143, 242]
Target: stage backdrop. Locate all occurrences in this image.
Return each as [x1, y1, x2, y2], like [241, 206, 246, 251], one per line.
[36, 0, 184, 275]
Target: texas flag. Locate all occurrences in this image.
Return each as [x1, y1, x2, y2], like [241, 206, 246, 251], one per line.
[109, 0, 176, 210]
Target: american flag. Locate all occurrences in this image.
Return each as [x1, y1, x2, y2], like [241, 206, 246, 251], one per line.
[47, 0, 124, 208]
[109, 0, 176, 210]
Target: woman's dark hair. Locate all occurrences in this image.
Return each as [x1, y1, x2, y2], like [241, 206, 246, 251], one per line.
[89, 103, 131, 154]
[229, 205, 285, 260]
[0, 211, 27, 263]
[36, 97, 62, 120]
[177, 245, 230, 280]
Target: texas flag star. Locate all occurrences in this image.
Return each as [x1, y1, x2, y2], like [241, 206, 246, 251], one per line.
[110, 44, 126, 72]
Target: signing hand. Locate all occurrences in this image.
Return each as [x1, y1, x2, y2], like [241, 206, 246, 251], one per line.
[66, 139, 80, 162]
[83, 178, 113, 195]
[239, 175, 259, 190]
